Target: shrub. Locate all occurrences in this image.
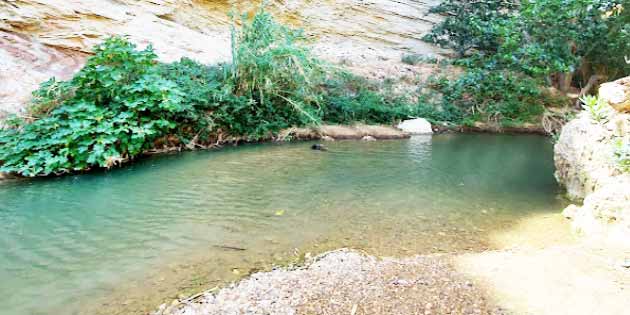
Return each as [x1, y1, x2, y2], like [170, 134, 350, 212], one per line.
[156, 58, 233, 141]
[402, 53, 438, 65]
[228, 8, 326, 136]
[319, 72, 406, 124]
[0, 7, 333, 176]
[425, 69, 546, 125]
[424, 0, 630, 89]
[423, 0, 515, 57]
[579, 95, 608, 123]
[0, 38, 188, 176]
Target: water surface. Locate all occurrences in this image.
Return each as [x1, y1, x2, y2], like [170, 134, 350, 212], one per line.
[0, 134, 566, 315]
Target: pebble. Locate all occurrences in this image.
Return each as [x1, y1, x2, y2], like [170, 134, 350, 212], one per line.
[161, 250, 500, 315]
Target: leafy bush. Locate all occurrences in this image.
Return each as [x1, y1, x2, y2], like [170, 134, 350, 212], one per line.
[579, 95, 608, 123]
[425, 69, 546, 125]
[0, 38, 188, 176]
[424, 0, 630, 87]
[423, 0, 515, 57]
[228, 8, 326, 136]
[0, 8, 333, 176]
[401, 53, 437, 65]
[321, 72, 415, 124]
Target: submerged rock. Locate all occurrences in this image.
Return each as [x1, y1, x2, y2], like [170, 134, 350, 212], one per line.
[397, 118, 433, 135]
[311, 144, 328, 151]
[554, 76, 630, 245]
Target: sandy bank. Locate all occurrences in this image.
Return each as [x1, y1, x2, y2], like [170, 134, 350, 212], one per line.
[156, 249, 505, 315]
[156, 213, 630, 315]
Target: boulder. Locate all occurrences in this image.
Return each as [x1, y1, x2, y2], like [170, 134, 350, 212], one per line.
[555, 76, 630, 245]
[563, 175, 630, 245]
[554, 112, 618, 200]
[599, 76, 630, 113]
[397, 118, 433, 135]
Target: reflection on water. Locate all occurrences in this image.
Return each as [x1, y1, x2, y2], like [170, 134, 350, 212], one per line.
[0, 134, 566, 315]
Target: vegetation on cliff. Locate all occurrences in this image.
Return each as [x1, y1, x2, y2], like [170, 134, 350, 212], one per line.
[421, 0, 629, 125]
[3, 2, 628, 177]
[0, 9, 419, 177]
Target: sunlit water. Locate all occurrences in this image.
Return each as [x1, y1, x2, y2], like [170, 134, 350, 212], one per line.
[0, 134, 567, 315]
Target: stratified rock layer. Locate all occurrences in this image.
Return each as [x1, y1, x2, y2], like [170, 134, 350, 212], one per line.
[0, 0, 444, 116]
[555, 76, 630, 245]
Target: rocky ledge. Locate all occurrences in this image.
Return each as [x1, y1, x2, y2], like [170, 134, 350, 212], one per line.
[554, 76, 630, 245]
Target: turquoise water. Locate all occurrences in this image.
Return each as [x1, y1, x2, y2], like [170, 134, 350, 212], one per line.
[0, 134, 566, 315]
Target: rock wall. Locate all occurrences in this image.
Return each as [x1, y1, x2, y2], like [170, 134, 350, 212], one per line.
[0, 0, 444, 117]
[555, 76, 630, 245]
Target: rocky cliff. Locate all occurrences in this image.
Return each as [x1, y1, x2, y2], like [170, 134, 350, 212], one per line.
[0, 0, 444, 117]
[555, 76, 630, 245]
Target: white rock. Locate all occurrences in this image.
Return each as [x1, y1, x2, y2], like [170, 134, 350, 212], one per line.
[555, 77, 630, 245]
[397, 118, 433, 135]
[562, 204, 579, 219]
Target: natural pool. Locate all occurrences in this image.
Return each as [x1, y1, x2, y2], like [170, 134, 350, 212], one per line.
[0, 134, 567, 315]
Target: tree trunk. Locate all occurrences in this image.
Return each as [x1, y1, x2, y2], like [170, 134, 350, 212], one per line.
[575, 74, 606, 109]
[558, 72, 573, 93]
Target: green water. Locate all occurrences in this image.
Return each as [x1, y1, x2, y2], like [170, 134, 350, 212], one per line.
[0, 134, 566, 315]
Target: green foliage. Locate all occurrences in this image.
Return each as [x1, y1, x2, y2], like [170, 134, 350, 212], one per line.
[615, 138, 630, 172]
[423, 0, 514, 57]
[494, 0, 629, 78]
[0, 38, 186, 176]
[425, 69, 546, 125]
[0, 8, 333, 177]
[321, 72, 415, 124]
[228, 8, 326, 135]
[580, 95, 608, 122]
[28, 78, 74, 117]
[402, 53, 437, 65]
[425, 0, 630, 80]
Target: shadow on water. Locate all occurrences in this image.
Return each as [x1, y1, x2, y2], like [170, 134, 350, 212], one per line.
[0, 134, 567, 315]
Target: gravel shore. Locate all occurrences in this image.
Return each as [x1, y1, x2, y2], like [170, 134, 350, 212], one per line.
[155, 249, 506, 315]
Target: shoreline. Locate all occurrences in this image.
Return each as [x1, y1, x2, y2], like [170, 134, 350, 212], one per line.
[154, 213, 630, 315]
[0, 122, 551, 181]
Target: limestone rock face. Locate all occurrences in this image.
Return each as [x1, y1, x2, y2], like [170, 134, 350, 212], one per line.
[567, 175, 630, 243]
[555, 76, 630, 244]
[397, 118, 433, 135]
[0, 0, 445, 117]
[554, 113, 619, 200]
[599, 76, 630, 113]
